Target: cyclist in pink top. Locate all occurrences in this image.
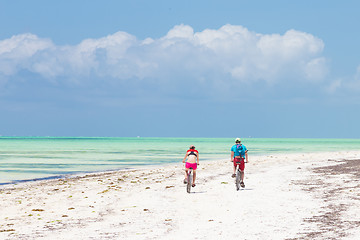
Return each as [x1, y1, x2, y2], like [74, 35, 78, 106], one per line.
[182, 145, 199, 187]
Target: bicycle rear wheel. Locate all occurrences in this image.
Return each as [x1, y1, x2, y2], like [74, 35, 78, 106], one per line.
[235, 169, 240, 191]
[187, 170, 192, 193]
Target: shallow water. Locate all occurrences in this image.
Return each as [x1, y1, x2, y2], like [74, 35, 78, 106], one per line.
[1, 137, 359, 184]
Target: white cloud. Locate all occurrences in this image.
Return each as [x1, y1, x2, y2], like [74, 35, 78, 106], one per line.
[0, 34, 53, 75]
[0, 33, 52, 56]
[164, 24, 194, 40]
[324, 65, 360, 94]
[326, 79, 342, 93]
[251, 30, 326, 83]
[304, 57, 328, 81]
[0, 24, 327, 86]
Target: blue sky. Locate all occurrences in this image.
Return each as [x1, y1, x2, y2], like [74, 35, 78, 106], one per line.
[1, 0, 360, 138]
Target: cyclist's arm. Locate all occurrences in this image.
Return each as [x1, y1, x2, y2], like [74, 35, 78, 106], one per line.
[245, 151, 249, 163]
[196, 152, 199, 165]
[231, 151, 234, 162]
[182, 153, 188, 163]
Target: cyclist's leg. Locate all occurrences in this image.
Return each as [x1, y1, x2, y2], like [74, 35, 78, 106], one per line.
[232, 159, 237, 177]
[184, 168, 189, 183]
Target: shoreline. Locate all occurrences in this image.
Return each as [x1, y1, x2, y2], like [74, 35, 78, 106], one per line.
[1, 151, 360, 239]
[0, 150, 354, 187]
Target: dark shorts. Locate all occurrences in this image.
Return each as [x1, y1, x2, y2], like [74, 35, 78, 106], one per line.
[233, 157, 245, 171]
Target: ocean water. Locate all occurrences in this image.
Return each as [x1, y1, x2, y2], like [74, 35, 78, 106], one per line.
[1, 137, 359, 184]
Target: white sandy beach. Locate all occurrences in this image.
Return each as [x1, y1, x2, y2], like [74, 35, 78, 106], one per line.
[1, 151, 360, 240]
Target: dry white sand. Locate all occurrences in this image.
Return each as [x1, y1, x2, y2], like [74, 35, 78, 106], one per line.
[1, 151, 360, 240]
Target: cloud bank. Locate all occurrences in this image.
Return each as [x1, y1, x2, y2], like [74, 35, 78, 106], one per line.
[0, 24, 327, 87]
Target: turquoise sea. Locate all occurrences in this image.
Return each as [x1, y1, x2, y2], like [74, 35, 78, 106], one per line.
[1, 137, 359, 185]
